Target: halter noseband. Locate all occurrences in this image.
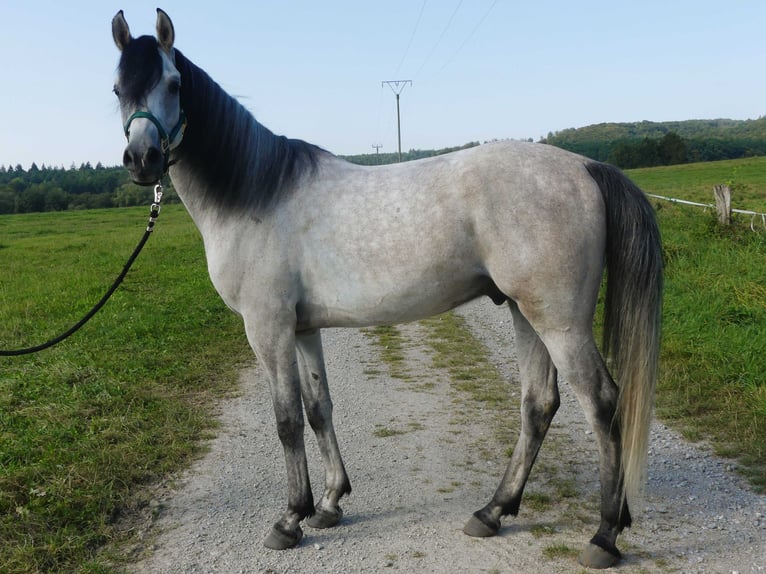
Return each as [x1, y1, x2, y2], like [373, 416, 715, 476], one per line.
[123, 109, 187, 173]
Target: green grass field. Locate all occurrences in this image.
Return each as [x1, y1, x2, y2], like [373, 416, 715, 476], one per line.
[627, 164, 766, 491]
[0, 158, 764, 572]
[0, 205, 251, 572]
[628, 155, 766, 213]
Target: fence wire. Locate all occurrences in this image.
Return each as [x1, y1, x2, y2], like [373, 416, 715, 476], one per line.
[647, 193, 766, 231]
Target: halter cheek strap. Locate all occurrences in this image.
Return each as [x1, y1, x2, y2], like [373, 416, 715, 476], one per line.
[123, 109, 187, 171]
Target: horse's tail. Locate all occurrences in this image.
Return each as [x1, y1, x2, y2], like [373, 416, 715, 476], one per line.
[586, 161, 663, 509]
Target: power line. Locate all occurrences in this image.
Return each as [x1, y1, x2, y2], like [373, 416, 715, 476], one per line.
[414, 0, 464, 78]
[375, 3, 425, 153]
[381, 80, 412, 162]
[394, 0, 428, 77]
[439, 0, 499, 73]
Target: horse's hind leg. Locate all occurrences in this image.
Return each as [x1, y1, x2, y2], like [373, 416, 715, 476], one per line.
[296, 330, 352, 529]
[548, 333, 631, 567]
[464, 302, 560, 537]
[538, 327, 631, 568]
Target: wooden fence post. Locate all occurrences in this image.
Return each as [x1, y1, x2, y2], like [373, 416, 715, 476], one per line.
[713, 184, 732, 225]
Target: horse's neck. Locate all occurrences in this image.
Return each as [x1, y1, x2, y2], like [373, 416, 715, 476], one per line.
[169, 50, 326, 231]
[171, 51, 260, 214]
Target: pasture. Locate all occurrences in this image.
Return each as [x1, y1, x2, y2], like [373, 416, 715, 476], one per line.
[0, 206, 251, 572]
[0, 156, 764, 572]
[628, 155, 766, 213]
[627, 161, 766, 491]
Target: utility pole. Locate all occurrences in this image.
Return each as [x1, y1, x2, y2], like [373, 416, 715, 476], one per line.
[382, 80, 412, 162]
[372, 143, 383, 164]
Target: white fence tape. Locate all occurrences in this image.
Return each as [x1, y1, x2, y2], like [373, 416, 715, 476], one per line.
[647, 193, 766, 231]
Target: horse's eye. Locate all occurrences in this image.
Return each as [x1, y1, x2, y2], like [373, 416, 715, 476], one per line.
[112, 86, 121, 98]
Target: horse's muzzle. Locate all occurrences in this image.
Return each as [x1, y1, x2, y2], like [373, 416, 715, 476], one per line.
[123, 143, 165, 186]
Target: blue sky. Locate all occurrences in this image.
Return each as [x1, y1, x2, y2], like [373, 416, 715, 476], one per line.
[1, 1, 765, 169]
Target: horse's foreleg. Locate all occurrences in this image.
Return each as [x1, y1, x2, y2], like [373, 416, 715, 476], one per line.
[295, 330, 352, 529]
[246, 319, 313, 550]
[464, 303, 559, 537]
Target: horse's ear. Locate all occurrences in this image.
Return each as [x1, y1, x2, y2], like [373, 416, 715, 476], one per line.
[112, 10, 132, 52]
[156, 8, 175, 52]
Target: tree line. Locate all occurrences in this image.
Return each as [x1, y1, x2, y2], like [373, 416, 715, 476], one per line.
[0, 162, 178, 215]
[607, 132, 688, 169]
[342, 141, 481, 166]
[551, 132, 766, 169]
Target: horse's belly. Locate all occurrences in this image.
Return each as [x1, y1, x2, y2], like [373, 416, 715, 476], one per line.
[297, 271, 497, 330]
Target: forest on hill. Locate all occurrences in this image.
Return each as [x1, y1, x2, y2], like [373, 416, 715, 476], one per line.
[542, 117, 766, 168]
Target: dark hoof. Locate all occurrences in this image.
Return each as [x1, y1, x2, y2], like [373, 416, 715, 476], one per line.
[463, 514, 500, 538]
[263, 524, 303, 550]
[306, 506, 343, 529]
[579, 542, 621, 569]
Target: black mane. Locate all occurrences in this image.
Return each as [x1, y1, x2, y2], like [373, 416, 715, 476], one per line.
[172, 49, 323, 213]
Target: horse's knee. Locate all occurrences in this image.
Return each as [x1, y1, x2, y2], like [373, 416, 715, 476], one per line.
[305, 398, 332, 433]
[275, 415, 304, 448]
[522, 391, 560, 437]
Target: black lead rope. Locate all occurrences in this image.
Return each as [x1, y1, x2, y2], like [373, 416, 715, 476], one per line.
[0, 184, 164, 357]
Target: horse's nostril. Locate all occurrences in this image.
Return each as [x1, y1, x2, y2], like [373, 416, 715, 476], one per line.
[122, 149, 134, 168]
[144, 147, 162, 167]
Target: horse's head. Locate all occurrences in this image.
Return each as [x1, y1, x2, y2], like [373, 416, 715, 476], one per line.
[112, 9, 186, 185]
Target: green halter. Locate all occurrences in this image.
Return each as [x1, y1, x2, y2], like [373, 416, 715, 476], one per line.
[123, 109, 187, 171]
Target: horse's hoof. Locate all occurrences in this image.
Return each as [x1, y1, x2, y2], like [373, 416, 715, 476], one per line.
[263, 524, 303, 550]
[462, 514, 500, 538]
[306, 506, 343, 529]
[578, 542, 621, 569]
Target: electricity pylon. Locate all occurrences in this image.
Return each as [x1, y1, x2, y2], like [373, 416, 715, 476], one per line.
[372, 143, 383, 164]
[382, 80, 412, 162]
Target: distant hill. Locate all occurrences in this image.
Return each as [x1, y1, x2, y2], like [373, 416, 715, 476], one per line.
[542, 118, 766, 166]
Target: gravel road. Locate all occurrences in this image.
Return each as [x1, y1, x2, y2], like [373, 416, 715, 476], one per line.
[127, 298, 765, 573]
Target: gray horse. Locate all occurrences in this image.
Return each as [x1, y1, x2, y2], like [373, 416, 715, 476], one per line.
[112, 9, 662, 568]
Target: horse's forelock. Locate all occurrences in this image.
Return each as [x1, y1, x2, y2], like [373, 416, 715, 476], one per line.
[118, 35, 163, 104]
